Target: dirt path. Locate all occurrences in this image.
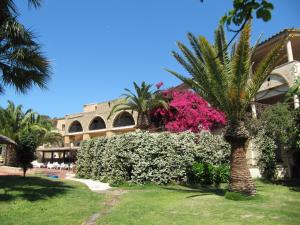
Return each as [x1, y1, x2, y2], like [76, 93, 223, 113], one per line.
[83, 189, 126, 225]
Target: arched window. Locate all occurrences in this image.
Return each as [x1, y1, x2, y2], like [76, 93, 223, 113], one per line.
[68, 121, 83, 133]
[113, 112, 135, 127]
[89, 117, 106, 130]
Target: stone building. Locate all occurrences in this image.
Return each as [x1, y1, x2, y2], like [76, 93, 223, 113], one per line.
[54, 98, 138, 147]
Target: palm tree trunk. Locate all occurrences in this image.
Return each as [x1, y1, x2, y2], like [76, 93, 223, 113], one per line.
[225, 122, 256, 196]
[137, 112, 150, 130]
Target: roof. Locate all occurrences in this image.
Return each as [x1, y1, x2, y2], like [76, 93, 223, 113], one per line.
[258, 28, 300, 47]
[0, 135, 17, 145]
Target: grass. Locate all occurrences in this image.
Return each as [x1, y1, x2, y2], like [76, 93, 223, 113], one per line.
[1, 175, 300, 225]
[0, 175, 105, 225]
[98, 181, 300, 225]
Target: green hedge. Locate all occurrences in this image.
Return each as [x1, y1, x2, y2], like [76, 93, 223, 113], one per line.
[76, 131, 230, 185]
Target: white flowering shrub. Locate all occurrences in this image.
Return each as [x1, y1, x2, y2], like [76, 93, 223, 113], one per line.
[193, 132, 231, 165]
[76, 131, 230, 185]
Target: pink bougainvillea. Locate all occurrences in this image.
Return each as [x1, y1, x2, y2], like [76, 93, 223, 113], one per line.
[155, 81, 164, 89]
[151, 90, 226, 133]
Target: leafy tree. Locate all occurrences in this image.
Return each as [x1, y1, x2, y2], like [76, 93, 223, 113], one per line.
[108, 82, 168, 129]
[0, 0, 50, 94]
[293, 108, 300, 150]
[200, 0, 274, 52]
[166, 23, 285, 195]
[16, 130, 38, 177]
[151, 89, 226, 132]
[220, 0, 274, 29]
[260, 103, 297, 150]
[253, 131, 277, 180]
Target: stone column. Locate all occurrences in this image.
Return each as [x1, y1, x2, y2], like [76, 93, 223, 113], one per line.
[251, 102, 257, 119]
[294, 95, 299, 109]
[64, 136, 70, 146]
[286, 40, 294, 62]
[293, 63, 299, 109]
[83, 133, 90, 140]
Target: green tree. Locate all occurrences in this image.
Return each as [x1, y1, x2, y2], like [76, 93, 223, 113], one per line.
[16, 130, 38, 177]
[199, 0, 274, 52]
[108, 82, 168, 129]
[260, 104, 297, 150]
[167, 23, 285, 195]
[0, 0, 50, 94]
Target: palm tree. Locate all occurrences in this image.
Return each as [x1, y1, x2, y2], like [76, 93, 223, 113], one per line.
[108, 82, 168, 129]
[167, 23, 285, 195]
[1, 0, 42, 21]
[0, 0, 50, 94]
[0, 100, 62, 145]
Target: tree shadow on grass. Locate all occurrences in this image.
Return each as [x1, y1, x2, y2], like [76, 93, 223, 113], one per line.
[162, 185, 226, 198]
[259, 178, 300, 192]
[0, 175, 73, 202]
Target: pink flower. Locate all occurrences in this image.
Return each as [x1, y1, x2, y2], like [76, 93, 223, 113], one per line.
[155, 82, 164, 89]
[151, 90, 227, 133]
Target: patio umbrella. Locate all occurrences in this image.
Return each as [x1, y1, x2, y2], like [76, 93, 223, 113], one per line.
[0, 135, 17, 146]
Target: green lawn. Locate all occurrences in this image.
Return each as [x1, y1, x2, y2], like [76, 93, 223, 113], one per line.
[98, 181, 300, 225]
[0, 175, 105, 225]
[1, 176, 300, 225]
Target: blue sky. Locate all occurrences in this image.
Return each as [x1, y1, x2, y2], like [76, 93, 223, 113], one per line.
[1, 0, 299, 118]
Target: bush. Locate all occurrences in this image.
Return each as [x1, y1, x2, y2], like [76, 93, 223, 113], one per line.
[253, 131, 277, 180]
[76, 131, 230, 185]
[189, 162, 229, 186]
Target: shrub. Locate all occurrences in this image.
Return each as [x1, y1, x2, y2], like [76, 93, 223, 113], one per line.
[253, 131, 277, 180]
[189, 162, 230, 186]
[213, 164, 230, 185]
[76, 131, 230, 185]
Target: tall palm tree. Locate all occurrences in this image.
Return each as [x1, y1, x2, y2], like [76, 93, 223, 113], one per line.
[108, 82, 168, 129]
[0, 0, 50, 94]
[167, 23, 285, 195]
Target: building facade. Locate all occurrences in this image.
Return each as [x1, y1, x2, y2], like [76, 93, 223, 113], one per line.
[54, 98, 138, 147]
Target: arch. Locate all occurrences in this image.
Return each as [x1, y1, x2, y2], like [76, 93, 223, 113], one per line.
[267, 73, 290, 86]
[89, 116, 106, 130]
[68, 120, 83, 133]
[113, 111, 135, 127]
